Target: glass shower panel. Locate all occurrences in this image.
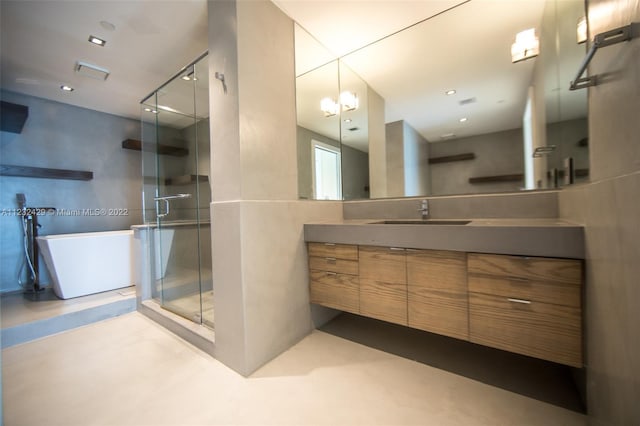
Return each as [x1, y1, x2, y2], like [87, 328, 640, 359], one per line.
[193, 56, 213, 328]
[140, 53, 211, 327]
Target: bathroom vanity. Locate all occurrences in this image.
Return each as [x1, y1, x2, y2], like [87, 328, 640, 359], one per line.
[304, 219, 584, 368]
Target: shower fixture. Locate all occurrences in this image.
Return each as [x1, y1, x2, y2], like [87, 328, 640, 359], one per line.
[16, 193, 56, 294]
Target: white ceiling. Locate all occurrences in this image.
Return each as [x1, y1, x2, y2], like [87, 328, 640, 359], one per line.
[0, 0, 208, 124]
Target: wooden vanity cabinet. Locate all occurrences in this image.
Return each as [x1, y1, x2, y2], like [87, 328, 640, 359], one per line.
[306, 242, 584, 368]
[467, 253, 583, 367]
[407, 250, 469, 340]
[358, 246, 407, 325]
[308, 243, 359, 314]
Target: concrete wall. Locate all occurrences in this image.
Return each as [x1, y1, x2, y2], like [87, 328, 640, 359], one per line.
[385, 120, 405, 197]
[558, 1, 640, 424]
[367, 86, 387, 198]
[403, 121, 430, 197]
[343, 190, 560, 220]
[429, 127, 525, 196]
[0, 90, 142, 293]
[385, 120, 430, 197]
[341, 144, 369, 200]
[208, 0, 342, 376]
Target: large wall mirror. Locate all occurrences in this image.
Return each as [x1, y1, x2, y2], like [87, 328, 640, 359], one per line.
[295, 0, 588, 200]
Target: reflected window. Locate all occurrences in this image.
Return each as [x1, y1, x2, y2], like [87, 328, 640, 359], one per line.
[311, 140, 342, 200]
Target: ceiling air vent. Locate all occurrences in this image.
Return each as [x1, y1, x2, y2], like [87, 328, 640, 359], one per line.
[75, 61, 110, 81]
[458, 97, 476, 106]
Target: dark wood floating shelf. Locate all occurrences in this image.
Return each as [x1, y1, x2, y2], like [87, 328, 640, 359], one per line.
[0, 164, 93, 181]
[429, 153, 475, 164]
[122, 139, 189, 157]
[547, 168, 590, 179]
[165, 174, 209, 186]
[469, 173, 524, 184]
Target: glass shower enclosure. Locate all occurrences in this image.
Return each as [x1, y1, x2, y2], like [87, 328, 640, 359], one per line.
[139, 52, 213, 328]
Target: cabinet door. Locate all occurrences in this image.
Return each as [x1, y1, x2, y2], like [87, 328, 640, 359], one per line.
[359, 246, 407, 325]
[468, 253, 583, 367]
[469, 292, 582, 367]
[309, 270, 359, 314]
[407, 250, 469, 340]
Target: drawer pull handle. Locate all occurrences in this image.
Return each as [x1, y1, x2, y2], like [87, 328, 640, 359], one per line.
[389, 247, 405, 252]
[324, 243, 336, 246]
[326, 272, 337, 277]
[508, 298, 532, 305]
[325, 257, 337, 263]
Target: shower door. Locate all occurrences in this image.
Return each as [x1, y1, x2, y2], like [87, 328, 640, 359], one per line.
[141, 53, 213, 328]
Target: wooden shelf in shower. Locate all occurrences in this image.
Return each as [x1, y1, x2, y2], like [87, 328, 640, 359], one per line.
[165, 174, 209, 186]
[0, 164, 93, 181]
[468, 173, 524, 184]
[122, 139, 189, 157]
[429, 153, 475, 164]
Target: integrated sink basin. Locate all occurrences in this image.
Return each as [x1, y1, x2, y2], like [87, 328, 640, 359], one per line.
[369, 220, 471, 225]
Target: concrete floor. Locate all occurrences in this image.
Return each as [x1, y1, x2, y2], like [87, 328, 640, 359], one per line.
[2, 312, 586, 425]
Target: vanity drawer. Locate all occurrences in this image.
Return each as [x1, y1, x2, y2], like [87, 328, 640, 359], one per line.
[467, 253, 582, 307]
[310, 270, 359, 314]
[309, 256, 358, 275]
[308, 242, 358, 260]
[469, 292, 582, 367]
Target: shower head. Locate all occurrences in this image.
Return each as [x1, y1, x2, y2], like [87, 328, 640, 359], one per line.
[16, 193, 26, 209]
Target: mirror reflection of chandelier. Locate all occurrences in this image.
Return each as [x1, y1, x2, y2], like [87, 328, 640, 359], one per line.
[320, 91, 358, 117]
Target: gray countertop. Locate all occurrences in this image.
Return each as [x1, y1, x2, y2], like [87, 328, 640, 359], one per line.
[304, 219, 585, 259]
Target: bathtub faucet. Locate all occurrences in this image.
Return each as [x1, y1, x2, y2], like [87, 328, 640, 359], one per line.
[15, 193, 56, 294]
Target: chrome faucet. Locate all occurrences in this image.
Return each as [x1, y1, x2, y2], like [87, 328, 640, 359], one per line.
[418, 199, 429, 220]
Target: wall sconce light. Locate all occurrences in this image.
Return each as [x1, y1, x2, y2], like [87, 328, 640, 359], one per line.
[577, 17, 588, 44]
[339, 91, 359, 111]
[511, 28, 540, 63]
[320, 97, 340, 117]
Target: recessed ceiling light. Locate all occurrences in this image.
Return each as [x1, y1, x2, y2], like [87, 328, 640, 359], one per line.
[144, 108, 158, 114]
[459, 117, 468, 123]
[446, 89, 456, 95]
[88, 35, 106, 47]
[344, 119, 352, 123]
[60, 85, 74, 92]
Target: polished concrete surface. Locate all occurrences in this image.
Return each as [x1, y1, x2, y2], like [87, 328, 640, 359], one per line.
[321, 313, 586, 413]
[1, 288, 136, 349]
[1, 287, 134, 329]
[3, 312, 586, 425]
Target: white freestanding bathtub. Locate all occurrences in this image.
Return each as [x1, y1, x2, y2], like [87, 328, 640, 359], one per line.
[37, 230, 134, 299]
